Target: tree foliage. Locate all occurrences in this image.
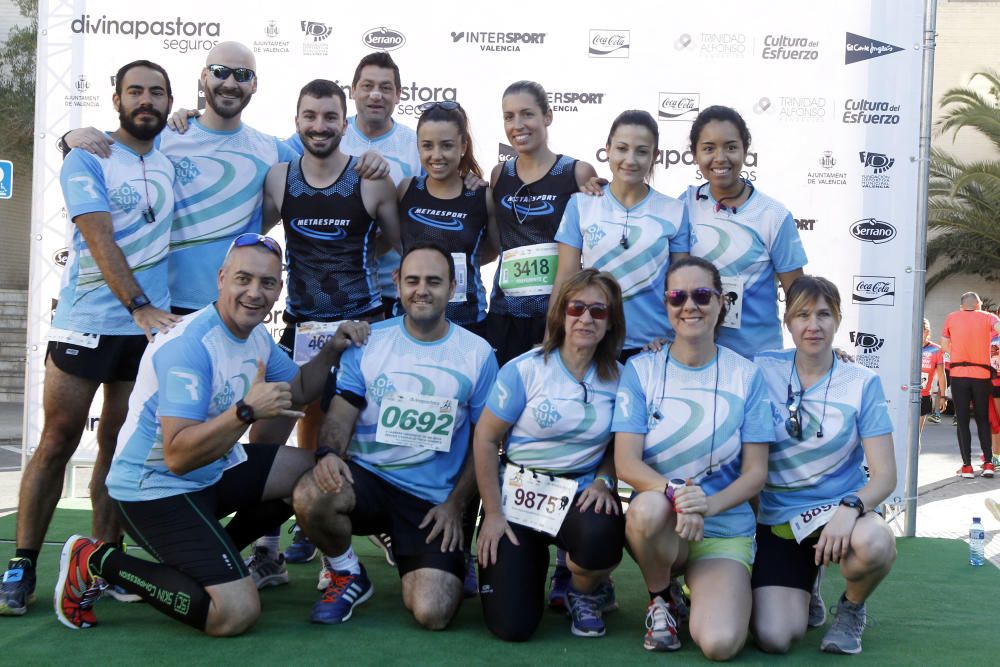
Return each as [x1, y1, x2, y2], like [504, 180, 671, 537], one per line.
[927, 69, 1000, 293]
[0, 0, 38, 162]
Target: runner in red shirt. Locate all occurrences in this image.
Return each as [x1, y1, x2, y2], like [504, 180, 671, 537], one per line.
[941, 292, 1000, 478]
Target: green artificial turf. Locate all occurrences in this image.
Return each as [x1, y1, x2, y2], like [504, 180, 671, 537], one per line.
[0, 507, 990, 665]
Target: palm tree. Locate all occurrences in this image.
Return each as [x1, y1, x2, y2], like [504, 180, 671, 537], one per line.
[926, 69, 1000, 292]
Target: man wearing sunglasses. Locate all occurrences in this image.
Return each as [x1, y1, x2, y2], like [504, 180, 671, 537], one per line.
[53, 235, 371, 634]
[0, 60, 181, 617]
[60, 41, 300, 316]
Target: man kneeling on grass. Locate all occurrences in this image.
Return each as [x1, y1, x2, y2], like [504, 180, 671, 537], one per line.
[54, 235, 369, 635]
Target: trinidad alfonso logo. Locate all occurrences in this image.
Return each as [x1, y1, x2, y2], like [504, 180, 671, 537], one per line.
[408, 207, 465, 231]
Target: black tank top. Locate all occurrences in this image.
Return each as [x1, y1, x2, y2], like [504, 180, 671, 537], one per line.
[399, 177, 489, 325]
[490, 154, 579, 317]
[281, 156, 379, 320]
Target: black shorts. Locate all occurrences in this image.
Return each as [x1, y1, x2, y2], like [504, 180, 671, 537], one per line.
[114, 444, 281, 587]
[171, 306, 197, 316]
[47, 335, 147, 383]
[346, 460, 465, 579]
[484, 312, 546, 367]
[993, 384, 1000, 399]
[921, 395, 932, 416]
[751, 522, 818, 592]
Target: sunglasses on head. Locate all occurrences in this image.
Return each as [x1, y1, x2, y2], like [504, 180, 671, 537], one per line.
[785, 386, 806, 440]
[565, 300, 609, 320]
[665, 287, 721, 308]
[207, 64, 256, 83]
[229, 233, 282, 258]
[417, 100, 461, 113]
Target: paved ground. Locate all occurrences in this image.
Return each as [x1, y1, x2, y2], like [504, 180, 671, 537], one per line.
[1, 401, 998, 567]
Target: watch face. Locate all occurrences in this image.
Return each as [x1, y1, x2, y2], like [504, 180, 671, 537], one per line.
[237, 403, 254, 424]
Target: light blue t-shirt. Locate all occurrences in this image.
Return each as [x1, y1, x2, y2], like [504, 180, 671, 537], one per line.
[612, 345, 774, 537]
[754, 349, 894, 526]
[487, 348, 620, 488]
[682, 185, 807, 358]
[55, 143, 174, 335]
[107, 306, 299, 502]
[556, 185, 690, 349]
[161, 120, 298, 310]
[336, 317, 497, 504]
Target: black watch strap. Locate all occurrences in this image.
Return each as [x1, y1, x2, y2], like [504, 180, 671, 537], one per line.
[839, 494, 865, 516]
[235, 399, 256, 424]
[127, 293, 151, 314]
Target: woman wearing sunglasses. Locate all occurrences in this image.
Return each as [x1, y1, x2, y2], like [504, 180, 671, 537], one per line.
[751, 276, 896, 655]
[553, 110, 689, 362]
[613, 256, 772, 659]
[397, 102, 496, 337]
[681, 106, 807, 359]
[486, 81, 599, 366]
[474, 269, 626, 641]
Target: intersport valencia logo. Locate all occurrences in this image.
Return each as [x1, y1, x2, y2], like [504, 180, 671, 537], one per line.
[450, 30, 546, 52]
[363, 27, 406, 51]
[845, 32, 904, 65]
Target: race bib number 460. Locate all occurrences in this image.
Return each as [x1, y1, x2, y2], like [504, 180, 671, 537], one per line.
[498, 243, 558, 297]
[293, 321, 343, 365]
[375, 392, 457, 452]
[501, 464, 578, 536]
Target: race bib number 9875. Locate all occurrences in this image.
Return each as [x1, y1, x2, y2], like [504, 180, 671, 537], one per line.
[501, 464, 578, 536]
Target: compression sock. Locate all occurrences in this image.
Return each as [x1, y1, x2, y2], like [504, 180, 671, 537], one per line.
[90, 544, 211, 630]
[223, 500, 294, 552]
[324, 546, 360, 575]
[14, 548, 39, 568]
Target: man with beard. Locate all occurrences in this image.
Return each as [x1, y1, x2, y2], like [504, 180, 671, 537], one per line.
[241, 80, 400, 589]
[0, 61, 179, 616]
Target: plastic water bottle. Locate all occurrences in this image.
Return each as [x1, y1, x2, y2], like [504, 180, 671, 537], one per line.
[969, 517, 985, 566]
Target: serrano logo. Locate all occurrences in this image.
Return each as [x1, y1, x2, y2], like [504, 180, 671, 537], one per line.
[53, 248, 69, 267]
[658, 93, 699, 122]
[362, 26, 406, 51]
[408, 207, 466, 231]
[850, 218, 896, 244]
[845, 32, 905, 65]
[852, 276, 895, 306]
[589, 29, 630, 58]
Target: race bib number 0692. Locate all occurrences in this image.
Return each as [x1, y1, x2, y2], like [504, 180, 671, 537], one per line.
[375, 392, 457, 452]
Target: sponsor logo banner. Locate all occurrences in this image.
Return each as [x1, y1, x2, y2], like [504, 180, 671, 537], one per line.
[849, 218, 897, 244]
[859, 151, 894, 189]
[658, 92, 699, 122]
[589, 29, 630, 58]
[845, 32, 905, 65]
[795, 218, 816, 231]
[807, 151, 847, 185]
[852, 275, 895, 306]
[850, 330, 885, 369]
[674, 32, 747, 58]
[761, 34, 820, 60]
[547, 90, 605, 113]
[842, 98, 902, 125]
[254, 20, 290, 54]
[71, 13, 221, 53]
[450, 30, 546, 52]
[301, 21, 331, 55]
[363, 26, 406, 51]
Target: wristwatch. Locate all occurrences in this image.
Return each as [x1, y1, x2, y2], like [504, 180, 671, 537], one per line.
[235, 400, 256, 425]
[839, 494, 865, 516]
[126, 293, 151, 314]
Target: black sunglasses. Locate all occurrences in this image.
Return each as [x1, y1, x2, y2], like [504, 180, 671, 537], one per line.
[785, 385, 806, 440]
[229, 233, 282, 258]
[207, 64, 256, 83]
[665, 287, 721, 308]
[417, 101, 461, 113]
[566, 300, 609, 320]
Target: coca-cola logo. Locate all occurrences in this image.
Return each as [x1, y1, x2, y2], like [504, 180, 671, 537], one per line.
[362, 26, 406, 51]
[852, 275, 895, 306]
[658, 92, 700, 122]
[589, 29, 630, 58]
[849, 218, 896, 244]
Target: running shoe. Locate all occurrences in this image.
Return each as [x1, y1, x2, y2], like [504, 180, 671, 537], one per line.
[548, 563, 571, 610]
[959, 465, 976, 479]
[310, 564, 374, 624]
[54, 535, 103, 629]
[367, 534, 396, 567]
[463, 553, 478, 598]
[593, 577, 618, 613]
[284, 525, 318, 563]
[808, 566, 826, 627]
[927, 414, 941, 424]
[566, 588, 605, 637]
[0, 557, 36, 616]
[101, 581, 142, 603]
[666, 577, 690, 624]
[982, 462, 996, 478]
[246, 546, 289, 589]
[993, 455, 1000, 469]
[317, 565, 332, 591]
[644, 595, 681, 651]
[986, 497, 1000, 523]
[820, 594, 867, 654]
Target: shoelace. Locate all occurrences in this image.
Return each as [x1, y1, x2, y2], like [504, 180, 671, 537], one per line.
[828, 603, 872, 633]
[645, 601, 677, 633]
[570, 594, 600, 622]
[320, 572, 356, 603]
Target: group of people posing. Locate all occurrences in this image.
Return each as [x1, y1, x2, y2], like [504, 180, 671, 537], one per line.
[0, 40, 898, 660]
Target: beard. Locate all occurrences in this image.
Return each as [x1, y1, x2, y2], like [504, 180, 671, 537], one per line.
[119, 106, 166, 141]
[300, 131, 342, 158]
[205, 84, 251, 119]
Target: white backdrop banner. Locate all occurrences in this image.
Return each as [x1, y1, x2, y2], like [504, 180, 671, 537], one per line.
[28, 0, 926, 502]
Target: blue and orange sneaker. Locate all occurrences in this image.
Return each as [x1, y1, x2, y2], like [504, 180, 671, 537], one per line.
[310, 564, 374, 624]
[54, 535, 104, 629]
